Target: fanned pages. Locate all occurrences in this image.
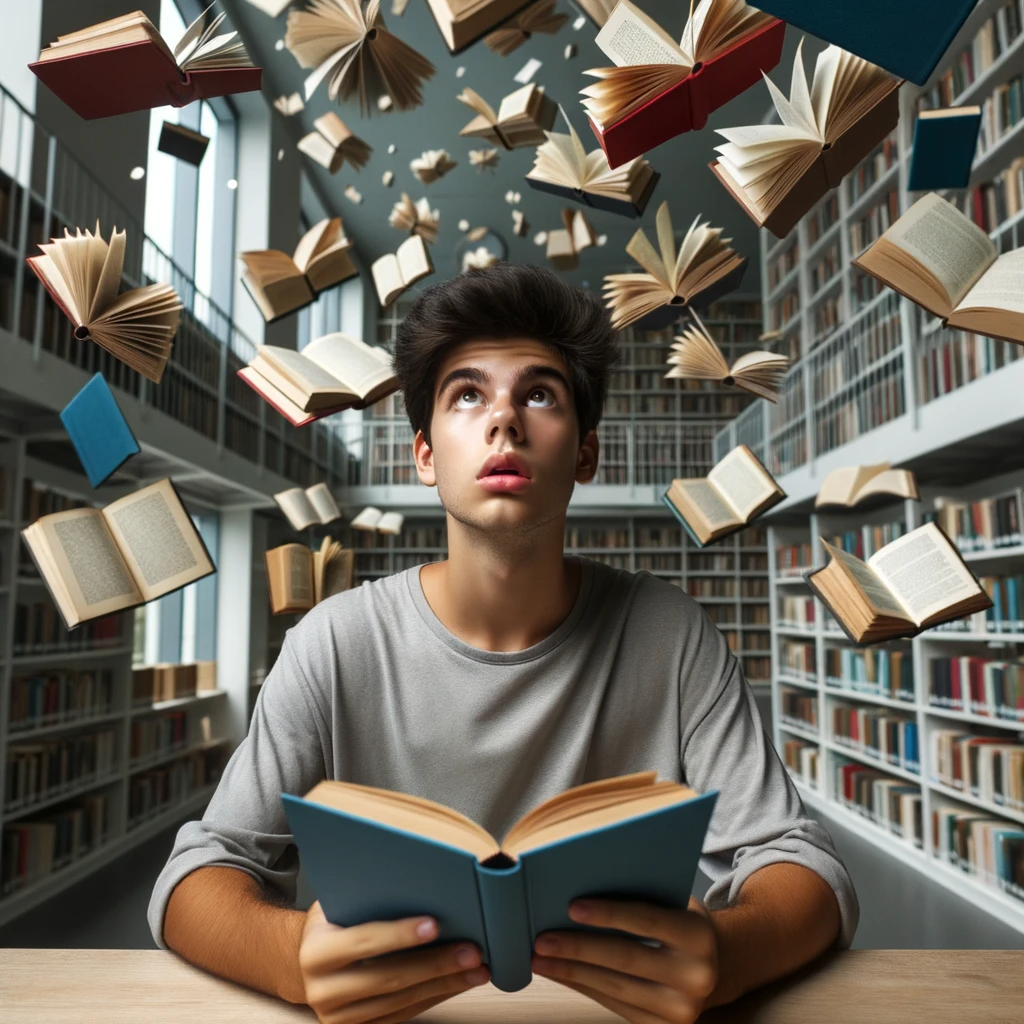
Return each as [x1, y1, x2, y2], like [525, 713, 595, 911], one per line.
[484, 0, 568, 56]
[602, 202, 746, 328]
[274, 482, 343, 531]
[710, 38, 902, 238]
[458, 83, 557, 150]
[815, 464, 919, 509]
[298, 112, 372, 173]
[266, 536, 354, 614]
[285, 0, 435, 114]
[546, 208, 596, 270]
[852, 192, 1024, 346]
[662, 445, 785, 547]
[806, 523, 993, 644]
[411, 149, 458, 184]
[26, 223, 181, 383]
[389, 193, 440, 242]
[371, 234, 435, 306]
[424, 0, 541, 52]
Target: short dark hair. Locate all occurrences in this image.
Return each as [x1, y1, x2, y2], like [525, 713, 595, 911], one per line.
[394, 263, 619, 447]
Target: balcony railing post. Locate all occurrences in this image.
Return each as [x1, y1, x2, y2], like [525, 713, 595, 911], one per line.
[216, 333, 228, 453]
[29, 134, 57, 360]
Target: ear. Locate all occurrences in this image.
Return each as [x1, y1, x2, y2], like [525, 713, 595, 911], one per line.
[574, 428, 599, 484]
[413, 429, 436, 487]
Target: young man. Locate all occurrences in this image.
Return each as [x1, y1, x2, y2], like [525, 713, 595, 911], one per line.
[150, 264, 858, 1024]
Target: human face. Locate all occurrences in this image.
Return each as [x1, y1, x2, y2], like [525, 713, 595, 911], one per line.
[413, 338, 599, 537]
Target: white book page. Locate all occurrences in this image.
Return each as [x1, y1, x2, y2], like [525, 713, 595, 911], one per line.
[274, 487, 319, 531]
[823, 542, 909, 618]
[259, 346, 344, 390]
[706, 446, 777, 521]
[350, 506, 383, 529]
[371, 254, 403, 305]
[304, 333, 393, 398]
[956, 247, 1024, 315]
[307, 482, 342, 524]
[377, 511, 404, 534]
[594, 0, 687, 68]
[397, 234, 432, 283]
[672, 480, 739, 531]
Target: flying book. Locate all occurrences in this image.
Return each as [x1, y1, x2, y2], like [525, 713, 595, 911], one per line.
[580, 0, 784, 169]
[285, 0, 435, 113]
[709, 39, 902, 240]
[371, 234, 435, 307]
[389, 194, 440, 243]
[601, 202, 746, 329]
[274, 91, 305, 115]
[411, 149, 458, 184]
[805, 523, 993, 645]
[662, 445, 785, 548]
[244, 0, 293, 14]
[30, 4, 261, 120]
[240, 217, 358, 324]
[281, 770, 717, 992]
[525, 110, 659, 217]
[852, 192, 1024, 347]
[546, 208, 596, 270]
[350, 507, 404, 533]
[512, 209, 528, 236]
[298, 113, 372, 173]
[815, 464, 919, 510]
[27, 223, 181, 384]
[484, 0, 569, 56]
[266, 537, 354, 614]
[424, 0, 538, 53]
[157, 121, 210, 166]
[577, 0, 616, 25]
[665, 314, 788, 402]
[907, 107, 982, 192]
[458, 83, 557, 150]
[21, 479, 216, 630]
[274, 482, 343, 531]
[463, 246, 500, 270]
[470, 147, 500, 170]
[60, 373, 141, 489]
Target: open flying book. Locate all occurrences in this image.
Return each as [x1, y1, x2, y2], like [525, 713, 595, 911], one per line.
[580, 0, 784, 168]
[266, 537, 354, 614]
[662, 445, 785, 547]
[815, 464, 919, 510]
[274, 482, 343, 531]
[578, 0, 616, 26]
[389, 194, 441, 243]
[371, 234, 435, 307]
[710, 39, 902, 239]
[21, 479, 216, 630]
[852, 193, 1024, 347]
[484, 0, 569, 56]
[298, 112, 372, 173]
[411, 150, 458, 184]
[470, 147, 500, 170]
[27, 223, 181, 384]
[275, 91, 305, 115]
[350, 506, 404, 533]
[458, 83, 557, 150]
[244, 0, 293, 15]
[285, 0, 435, 114]
[30, 3, 261, 119]
[806, 523, 993, 645]
[424, 0, 536, 52]
[239, 333, 398, 425]
[525, 109, 659, 217]
[546, 209, 597, 271]
[601, 202, 746, 329]
[665, 315, 788, 401]
[281, 770, 719, 993]
[240, 218, 358, 324]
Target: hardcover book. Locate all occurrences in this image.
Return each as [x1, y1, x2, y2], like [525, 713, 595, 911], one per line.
[425, 0, 538, 53]
[266, 537, 354, 614]
[907, 107, 982, 192]
[60, 374, 140, 489]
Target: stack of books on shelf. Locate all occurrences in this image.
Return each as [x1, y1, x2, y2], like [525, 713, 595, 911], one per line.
[831, 703, 920, 775]
[927, 655, 1024, 720]
[825, 647, 915, 702]
[7, 668, 114, 732]
[780, 688, 817, 732]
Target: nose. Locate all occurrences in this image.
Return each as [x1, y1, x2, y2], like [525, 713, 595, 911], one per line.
[487, 391, 522, 441]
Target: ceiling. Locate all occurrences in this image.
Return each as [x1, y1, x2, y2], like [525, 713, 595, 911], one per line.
[220, 0, 830, 293]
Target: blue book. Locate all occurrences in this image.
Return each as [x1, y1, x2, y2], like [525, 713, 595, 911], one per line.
[750, 0, 977, 85]
[281, 774, 719, 993]
[60, 373, 140, 487]
[907, 107, 982, 191]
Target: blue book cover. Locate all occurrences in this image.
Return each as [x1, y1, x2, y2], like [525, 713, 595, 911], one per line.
[907, 108, 982, 191]
[60, 374, 140, 488]
[281, 781, 719, 993]
[994, 829, 1024, 886]
[751, 0, 976, 85]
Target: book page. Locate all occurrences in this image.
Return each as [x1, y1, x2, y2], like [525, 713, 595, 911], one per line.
[257, 345, 345, 392]
[816, 465, 880, 507]
[307, 482, 342, 524]
[371, 254, 403, 306]
[868, 523, 982, 626]
[103, 479, 214, 602]
[292, 219, 331, 273]
[707, 446, 778, 521]
[350, 506, 383, 529]
[955, 248, 1024, 316]
[397, 234, 432, 285]
[823, 541, 909, 618]
[594, 0, 687, 68]
[377, 511, 404, 534]
[303, 333, 394, 399]
[274, 487, 319, 531]
[672, 479, 740, 533]
[855, 468, 918, 503]
[266, 544, 312, 614]
[319, 545, 354, 600]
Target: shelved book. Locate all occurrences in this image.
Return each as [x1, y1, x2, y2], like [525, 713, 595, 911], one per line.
[853, 192, 1024, 346]
[709, 39, 902, 240]
[298, 113, 372, 173]
[929, 490, 1024, 552]
[350, 506, 404, 533]
[425, 0, 536, 53]
[815, 463, 919, 509]
[274, 482, 342, 531]
[280, 771, 718, 993]
[662, 445, 785, 548]
[21, 479, 216, 630]
[240, 217, 358, 324]
[266, 537, 355, 614]
[458, 83, 557, 149]
[371, 234, 435, 307]
[805, 523, 993, 645]
[580, 0, 784, 168]
[59, 373, 140, 489]
[29, 4, 261, 119]
[907, 107, 982, 192]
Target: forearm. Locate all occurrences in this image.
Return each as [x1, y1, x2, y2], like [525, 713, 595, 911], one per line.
[163, 865, 308, 1004]
[702, 862, 841, 1009]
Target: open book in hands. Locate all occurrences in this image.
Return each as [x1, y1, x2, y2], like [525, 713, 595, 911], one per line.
[371, 234, 435, 307]
[662, 444, 785, 547]
[602, 202, 746, 330]
[280, 770, 719, 993]
[815, 464, 919, 509]
[240, 217, 358, 324]
[852, 192, 1024, 346]
[298, 112, 372, 173]
[274, 482, 342, 531]
[350, 506, 404, 534]
[266, 536, 354, 614]
[710, 38, 901, 239]
[484, 0, 569, 56]
[806, 522, 993, 645]
[21, 479, 216, 629]
[546, 209, 597, 270]
[458, 83, 558, 149]
[27, 223, 182, 384]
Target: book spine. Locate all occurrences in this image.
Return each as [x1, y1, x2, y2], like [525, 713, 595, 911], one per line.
[475, 859, 532, 992]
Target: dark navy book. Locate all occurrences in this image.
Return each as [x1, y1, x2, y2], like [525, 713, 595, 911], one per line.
[907, 107, 982, 191]
[60, 373, 140, 487]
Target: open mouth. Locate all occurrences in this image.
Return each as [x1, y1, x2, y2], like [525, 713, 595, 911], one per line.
[488, 469, 521, 476]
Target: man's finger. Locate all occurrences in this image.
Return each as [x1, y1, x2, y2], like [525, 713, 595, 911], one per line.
[362, 989, 478, 1024]
[303, 915, 442, 975]
[569, 898, 712, 951]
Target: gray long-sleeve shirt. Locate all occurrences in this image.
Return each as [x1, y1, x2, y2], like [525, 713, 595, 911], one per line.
[148, 555, 859, 949]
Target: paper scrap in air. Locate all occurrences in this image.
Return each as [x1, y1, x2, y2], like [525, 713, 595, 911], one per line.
[514, 58, 542, 84]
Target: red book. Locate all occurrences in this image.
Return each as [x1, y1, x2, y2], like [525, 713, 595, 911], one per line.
[236, 368, 349, 428]
[950, 658, 962, 709]
[587, 17, 785, 169]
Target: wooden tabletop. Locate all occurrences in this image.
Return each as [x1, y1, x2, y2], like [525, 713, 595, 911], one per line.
[1, 949, 1023, 1023]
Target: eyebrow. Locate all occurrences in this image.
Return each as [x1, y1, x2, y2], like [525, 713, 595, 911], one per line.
[436, 364, 572, 401]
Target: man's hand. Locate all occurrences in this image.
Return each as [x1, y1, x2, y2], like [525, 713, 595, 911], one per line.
[299, 901, 490, 1024]
[531, 896, 718, 1024]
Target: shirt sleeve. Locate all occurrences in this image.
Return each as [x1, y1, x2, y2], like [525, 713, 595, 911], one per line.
[679, 606, 859, 950]
[146, 623, 332, 950]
